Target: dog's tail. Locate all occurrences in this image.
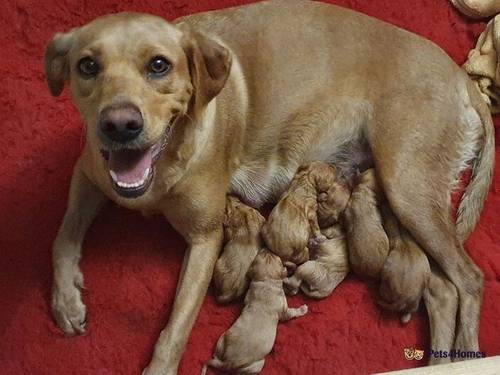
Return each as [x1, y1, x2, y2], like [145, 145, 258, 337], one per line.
[456, 81, 495, 242]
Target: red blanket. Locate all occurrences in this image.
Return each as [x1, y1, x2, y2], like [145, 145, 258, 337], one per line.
[1, 0, 499, 374]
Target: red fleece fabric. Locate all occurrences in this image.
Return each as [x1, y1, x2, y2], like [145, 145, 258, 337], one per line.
[1, 0, 500, 374]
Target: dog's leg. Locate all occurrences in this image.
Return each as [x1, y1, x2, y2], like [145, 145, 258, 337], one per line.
[423, 263, 458, 365]
[280, 304, 308, 321]
[201, 357, 224, 375]
[238, 359, 266, 374]
[144, 230, 223, 375]
[52, 161, 106, 335]
[307, 209, 326, 246]
[375, 138, 483, 356]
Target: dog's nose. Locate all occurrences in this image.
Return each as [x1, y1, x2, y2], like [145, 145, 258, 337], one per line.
[99, 104, 143, 143]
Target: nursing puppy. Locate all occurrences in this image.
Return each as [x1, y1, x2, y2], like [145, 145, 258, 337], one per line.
[342, 169, 389, 278]
[284, 224, 349, 299]
[378, 207, 431, 323]
[213, 195, 265, 303]
[262, 162, 350, 265]
[202, 249, 308, 374]
[343, 169, 430, 322]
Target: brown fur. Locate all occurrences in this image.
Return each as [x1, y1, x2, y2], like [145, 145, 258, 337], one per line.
[262, 161, 349, 265]
[343, 169, 430, 323]
[378, 207, 431, 322]
[202, 249, 307, 375]
[213, 196, 265, 303]
[342, 169, 389, 278]
[284, 224, 349, 299]
[44, 1, 493, 371]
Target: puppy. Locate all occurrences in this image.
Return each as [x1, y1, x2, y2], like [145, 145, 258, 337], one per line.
[213, 196, 265, 303]
[378, 207, 431, 323]
[342, 169, 390, 278]
[343, 168, 430, 322]
[284, 224, 349, 299]
[202, 249, 308, 374]
[262, 161, 350, 265]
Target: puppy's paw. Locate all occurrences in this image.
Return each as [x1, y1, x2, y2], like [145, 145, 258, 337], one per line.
[298, 304, 308, 316]
[308, 235, 326, 248]
[284, 261, 297, 274]
[52, 284, 87, 336]
[400, 313, 412, 324]
[284, 286, 299, 296]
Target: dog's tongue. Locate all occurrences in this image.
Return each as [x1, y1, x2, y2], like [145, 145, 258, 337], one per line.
[109, 148, 152, 184]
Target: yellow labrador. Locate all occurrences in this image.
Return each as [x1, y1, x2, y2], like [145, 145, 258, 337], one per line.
[45, 0, 494, 373]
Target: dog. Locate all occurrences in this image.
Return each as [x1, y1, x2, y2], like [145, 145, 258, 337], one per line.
[342, 169, 390, 278]
[284, 224, 349, 299]
[343, 169, 431, 322]
[202, 249, 308, 374]
[377, 207, 431, 323]
[262, 161, 349, 265]
[45, 0, 493, 371]
[213, 195, 265, 303]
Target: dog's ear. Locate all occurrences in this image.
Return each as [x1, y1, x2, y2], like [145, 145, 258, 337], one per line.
[179, 24, 232, 110]
[44, 31, 76, 97]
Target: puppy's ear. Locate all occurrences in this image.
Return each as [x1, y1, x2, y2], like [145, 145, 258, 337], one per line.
[45, 31, 75, 97]
[179, 24, 232, 110]
[338, 166, 360, 191]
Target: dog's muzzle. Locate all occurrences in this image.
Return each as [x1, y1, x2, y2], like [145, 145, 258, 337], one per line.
[100, 119, 174, 199]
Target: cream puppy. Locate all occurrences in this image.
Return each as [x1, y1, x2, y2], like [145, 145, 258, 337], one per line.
[202, 249, 308, 374]
[283, 224, 349, 299]
[213, 196, 265, 303]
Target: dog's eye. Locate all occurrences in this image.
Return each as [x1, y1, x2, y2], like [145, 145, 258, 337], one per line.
[148, 56, 171, 76]
[77, 57, 99, 78]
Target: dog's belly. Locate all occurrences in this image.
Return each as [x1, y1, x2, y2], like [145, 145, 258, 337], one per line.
[230, 159, 296, 207]
[229, 125, 372, 207]
[229, 94, 374, 207]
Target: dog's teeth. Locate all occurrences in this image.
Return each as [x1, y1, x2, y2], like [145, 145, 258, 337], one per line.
[110, 171, 118, 182]
[113, 171, 150, 189]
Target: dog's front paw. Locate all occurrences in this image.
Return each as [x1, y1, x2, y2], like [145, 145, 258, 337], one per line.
[52, 284, 86, 335]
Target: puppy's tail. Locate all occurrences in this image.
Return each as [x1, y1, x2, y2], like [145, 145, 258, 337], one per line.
[456, 81, 495, 242]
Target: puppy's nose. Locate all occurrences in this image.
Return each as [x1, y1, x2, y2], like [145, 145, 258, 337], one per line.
[99, 104, 143, 143]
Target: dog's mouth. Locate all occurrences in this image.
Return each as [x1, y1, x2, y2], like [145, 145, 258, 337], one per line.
[100, 123, 173, 199]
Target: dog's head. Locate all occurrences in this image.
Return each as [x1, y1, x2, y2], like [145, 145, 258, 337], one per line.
[302, 162, 352, 227]
[45, 13, 232, 198]
[248, 249, 287, 281]
[224, 196, 265, 240]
